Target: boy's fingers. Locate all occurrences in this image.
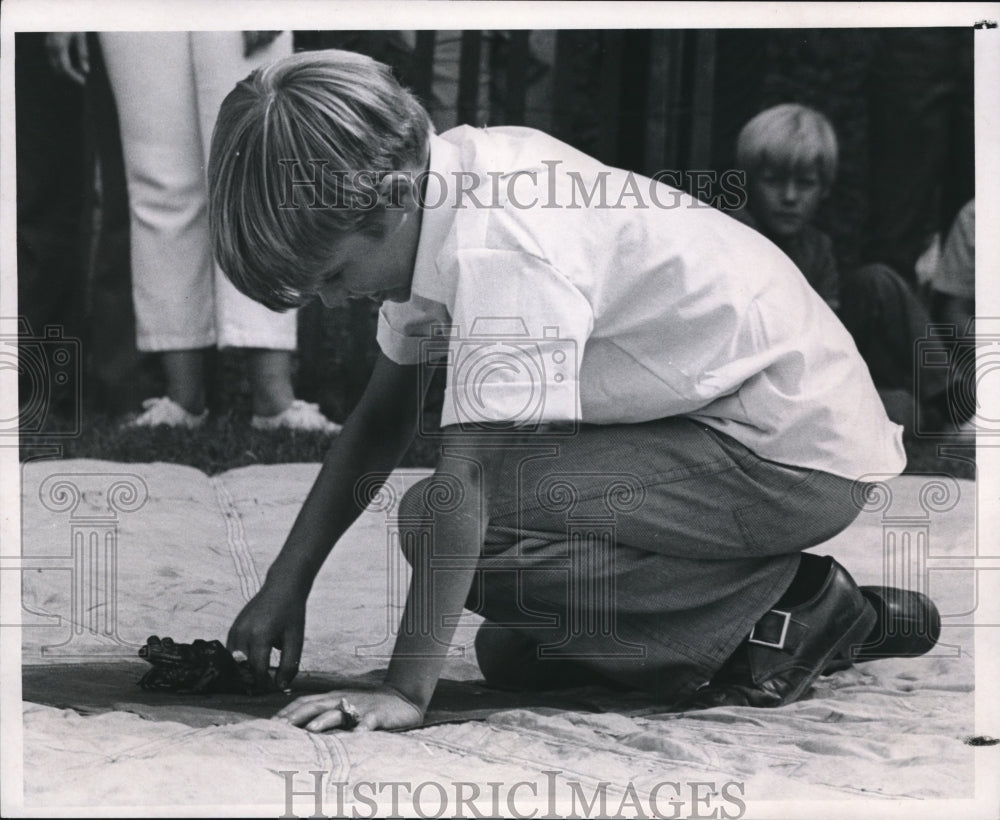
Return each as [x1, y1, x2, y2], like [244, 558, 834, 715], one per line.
[249, 644, 273, 687]
[275, 692, 335, 721]
[275, 692, 418, 732]
[225, 628, 251, 663]
[224, 625, 241, 653]
[356, 712, 379, 732]
[304, 710, 347, 733]
[275, 660, 299, 690]
[275, 630, 303, 689]
[277, 695, 346, 728]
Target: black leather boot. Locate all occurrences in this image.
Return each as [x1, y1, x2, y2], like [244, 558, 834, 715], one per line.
[822, 585, 942, 674]
[674, 556, 877, 710]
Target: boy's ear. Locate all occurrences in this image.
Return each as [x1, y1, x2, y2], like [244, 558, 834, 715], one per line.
[377, 172, 418, 211]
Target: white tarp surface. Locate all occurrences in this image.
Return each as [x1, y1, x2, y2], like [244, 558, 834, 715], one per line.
[13, 459, 985, 814]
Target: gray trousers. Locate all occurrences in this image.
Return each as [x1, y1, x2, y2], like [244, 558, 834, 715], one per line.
[398, 417, 863, 702]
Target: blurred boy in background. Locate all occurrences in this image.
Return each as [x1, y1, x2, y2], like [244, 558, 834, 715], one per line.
[732, 103, 954, 434]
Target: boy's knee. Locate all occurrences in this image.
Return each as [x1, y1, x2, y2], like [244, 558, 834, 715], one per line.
[475, 624, 542, 689]
[398, 472, 473, 523]
[474, 624, 624, 692]
[396, 477, 434, 565]
[843, 262, 909, 301]
[398, 477, 433, 521]
[398, 475, 466, 563]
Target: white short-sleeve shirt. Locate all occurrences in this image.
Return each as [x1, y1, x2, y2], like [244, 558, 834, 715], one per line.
[377, 126, 906, 481]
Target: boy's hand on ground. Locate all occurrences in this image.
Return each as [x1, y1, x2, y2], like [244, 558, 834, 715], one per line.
[227, 581, 306, 690]
[273, 687, 425, 733]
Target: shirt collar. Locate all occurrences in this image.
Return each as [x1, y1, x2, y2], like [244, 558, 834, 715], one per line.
[408, 133, 462, 303]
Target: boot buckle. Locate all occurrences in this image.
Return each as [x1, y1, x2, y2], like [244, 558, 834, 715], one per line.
[748, 609, 791, 649]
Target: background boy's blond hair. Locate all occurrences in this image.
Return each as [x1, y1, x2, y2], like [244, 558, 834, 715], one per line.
[736, 103, 838, 187]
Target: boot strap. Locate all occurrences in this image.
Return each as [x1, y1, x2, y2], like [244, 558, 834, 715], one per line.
[749, 609, 794, 650]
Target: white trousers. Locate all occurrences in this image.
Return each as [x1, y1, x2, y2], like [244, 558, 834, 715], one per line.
[100, 31, 297, 352]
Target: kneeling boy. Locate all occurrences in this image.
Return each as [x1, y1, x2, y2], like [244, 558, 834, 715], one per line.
[209, 50, 910, 731]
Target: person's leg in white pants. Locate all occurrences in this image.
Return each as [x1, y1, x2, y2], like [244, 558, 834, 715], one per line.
[100, 32, 327, 423]
[190, 31, 298, 417]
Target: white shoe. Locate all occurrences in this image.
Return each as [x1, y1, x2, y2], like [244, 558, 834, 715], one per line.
[251, 400, 342, 434]
[128, 396, 207, 429]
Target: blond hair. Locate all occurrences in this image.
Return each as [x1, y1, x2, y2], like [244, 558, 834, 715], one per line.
[209, 49, 432, 310]
[736, 103, 838, 187]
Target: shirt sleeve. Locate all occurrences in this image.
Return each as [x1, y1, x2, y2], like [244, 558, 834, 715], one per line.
[377, 294, 452, 366]
[441, 248, 594, 429]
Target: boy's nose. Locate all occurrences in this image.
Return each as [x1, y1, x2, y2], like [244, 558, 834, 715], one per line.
[781, 180, 800, 201]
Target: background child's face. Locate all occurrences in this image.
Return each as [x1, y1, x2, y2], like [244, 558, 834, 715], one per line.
[747, 164, 826, 239]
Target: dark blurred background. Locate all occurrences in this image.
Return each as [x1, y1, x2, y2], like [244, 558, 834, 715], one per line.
[14, 28, 975, 471]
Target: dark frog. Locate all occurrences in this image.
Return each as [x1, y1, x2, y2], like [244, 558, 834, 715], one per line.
[138, 635, 259, 695]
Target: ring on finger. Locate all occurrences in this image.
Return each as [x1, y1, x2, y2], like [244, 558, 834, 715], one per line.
[337, 698, 362, 730]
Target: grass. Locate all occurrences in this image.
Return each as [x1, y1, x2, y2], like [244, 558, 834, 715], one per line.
[17, 300, 448, 473]
[21, 393, 976, 483]
[21, 409, 443, 475]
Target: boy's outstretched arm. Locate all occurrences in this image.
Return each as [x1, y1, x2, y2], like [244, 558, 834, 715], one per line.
[274, 428, 510, 732]
[227, 352, 425, 690]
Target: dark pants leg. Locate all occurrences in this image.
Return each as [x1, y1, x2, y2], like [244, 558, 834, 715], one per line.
[15, 33, 88, 425]
[397, 418, 863, 703]
[83, 33, 142, 415]
[838, 263, 949, 432]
